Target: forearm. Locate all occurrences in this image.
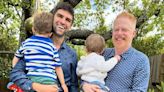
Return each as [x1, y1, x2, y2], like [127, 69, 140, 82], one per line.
[82, 82, 100, 92]
[96, 57, 118, 72]
[12, 56, 20, 67]
[55, 67, 66, 85]
[32, 83, 58, 92]
[10, 60, 33, 91]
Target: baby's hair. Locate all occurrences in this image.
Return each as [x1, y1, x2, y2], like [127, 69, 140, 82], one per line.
[85, 34, 105, 54]
[33, 12, 53, 34]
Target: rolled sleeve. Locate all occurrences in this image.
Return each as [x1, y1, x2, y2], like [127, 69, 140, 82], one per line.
[10, 60, 33, 91]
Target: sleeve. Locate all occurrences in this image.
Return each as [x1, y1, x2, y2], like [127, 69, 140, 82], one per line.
[15, 42, 24, 58]
[130, 55, 150, 92]
[70, 51, 79, 92]
[94, 57, 118, 72]
[53, 49, 62, 66]
[9, 59, 34, 91]
[76, 56, 85, 75]
[76, 59, 94, 76]
[76, 60, 82, 76]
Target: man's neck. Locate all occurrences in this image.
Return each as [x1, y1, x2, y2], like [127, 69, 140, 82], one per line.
[52, 34, 65, 49]
[114, 46, 131, 55]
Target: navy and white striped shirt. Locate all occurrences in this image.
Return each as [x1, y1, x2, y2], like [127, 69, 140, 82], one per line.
[15, 35, 61, 80]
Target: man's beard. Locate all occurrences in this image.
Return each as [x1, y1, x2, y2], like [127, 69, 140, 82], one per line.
[52, 26, 65, 37]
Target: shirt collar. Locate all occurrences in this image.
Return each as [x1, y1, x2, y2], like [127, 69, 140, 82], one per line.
[60, 42, 67, 49]
[109, 47, 134, 60]
[119, 47, 134, 60]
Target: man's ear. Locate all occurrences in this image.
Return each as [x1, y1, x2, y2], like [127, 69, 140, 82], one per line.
[133, 29, 137, 38]
[49, 32, 53, 37]
[32, 27, 35, 34]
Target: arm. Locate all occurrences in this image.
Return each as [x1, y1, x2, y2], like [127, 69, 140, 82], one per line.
[95, 57, 118, 72]
[12, 56, 20, 67]
[10, 59, 33, 91]
[55, 67, 68, 92]
[82, 82, 101, 92]
[70, 51, 79, 92]
[130, 56, 150, 92]
[32, 83, 58, 92]
[10, 59, 59, 92]
[13, 42, 24, 67]
[76, 60, 94, 76]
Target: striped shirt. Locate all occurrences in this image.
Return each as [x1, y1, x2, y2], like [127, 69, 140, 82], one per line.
[15, 35, 61, 80]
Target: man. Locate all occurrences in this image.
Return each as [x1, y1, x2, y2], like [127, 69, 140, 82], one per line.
[82, 11, 150, 92]
[10, 2, 78, 92]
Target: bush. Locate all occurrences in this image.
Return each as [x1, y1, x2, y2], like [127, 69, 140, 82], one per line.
[148, 81, 164, 92]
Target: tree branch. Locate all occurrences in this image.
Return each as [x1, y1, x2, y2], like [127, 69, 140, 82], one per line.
[64, 0, 82, 7]
[7, 2, 19, 7]
[65, 29, 93, 40]
[65, 29, 112, 45]
[136, 1, 161, 29]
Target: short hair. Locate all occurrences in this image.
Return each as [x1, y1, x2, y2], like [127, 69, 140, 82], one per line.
[33, 12, 53, 34]
[114, 11, 137, 29]
[85, 34, 105, 54]
[50, 2, 74, 23]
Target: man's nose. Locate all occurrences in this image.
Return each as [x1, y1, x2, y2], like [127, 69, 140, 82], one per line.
[117, 29, 123, 34]
[60, 18, 66, 25]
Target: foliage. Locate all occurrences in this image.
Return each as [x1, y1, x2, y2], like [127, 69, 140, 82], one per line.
[148, 88, 155, 92]
[0, 0, 21, 78]
[156, 81, 164, 92]
[74, 0, 111, 33]
[0, 55, 13, 78]
[148, 81, 164, 92]
[0, 30, 17, 78]
[68, 42, 87, 59]
[125, 0, 164, 56]
[74, 0, 164, 56]
[133, 34, 164, 56]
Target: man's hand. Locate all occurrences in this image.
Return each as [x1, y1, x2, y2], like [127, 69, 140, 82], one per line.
[61, 84, 68, 92]
[82, 82, 101, 92]
[32, 83, 58, 92]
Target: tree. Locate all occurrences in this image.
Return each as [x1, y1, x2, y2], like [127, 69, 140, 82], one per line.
[72, 0, 164, 56]
[0, 0, 21, 78]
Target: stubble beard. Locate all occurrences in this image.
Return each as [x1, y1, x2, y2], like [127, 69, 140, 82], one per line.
[52, 26, 65, 37]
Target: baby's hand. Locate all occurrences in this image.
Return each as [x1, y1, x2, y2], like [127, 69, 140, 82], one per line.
[62, 84, 68, 92]
[114, 55, 121, 61]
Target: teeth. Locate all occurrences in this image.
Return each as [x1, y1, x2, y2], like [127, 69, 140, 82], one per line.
[58, 26, 64, 29]
[116, 38, 121, 41]
[116, 37, 124, 41]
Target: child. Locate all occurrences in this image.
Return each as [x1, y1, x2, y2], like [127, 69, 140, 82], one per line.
[8, 12, 68, 92]
[76, 34, 121, 92]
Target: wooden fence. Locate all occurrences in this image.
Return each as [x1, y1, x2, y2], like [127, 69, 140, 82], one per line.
[149, 54, 164, 89]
